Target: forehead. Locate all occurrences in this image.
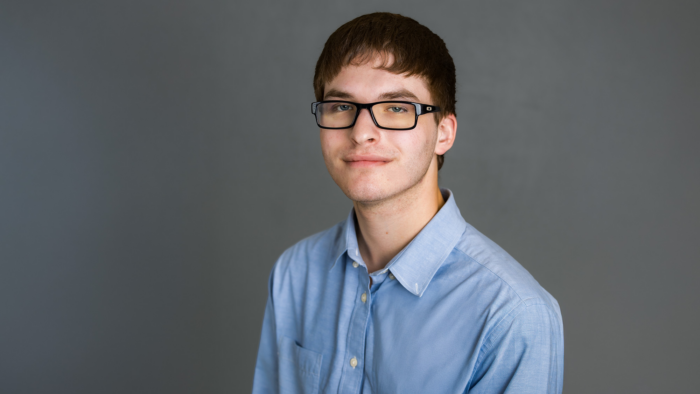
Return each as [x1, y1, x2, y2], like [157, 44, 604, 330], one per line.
[324, 61, 431, 102]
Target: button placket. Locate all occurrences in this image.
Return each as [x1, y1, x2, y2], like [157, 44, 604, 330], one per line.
[338, 266, 371, 394]
[338, 256, 370, 394]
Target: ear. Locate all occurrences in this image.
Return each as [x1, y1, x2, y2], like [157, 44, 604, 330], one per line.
[435, 114, 457, 155]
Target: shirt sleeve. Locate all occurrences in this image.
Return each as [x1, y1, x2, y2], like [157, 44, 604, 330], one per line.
[467, 300, 564, 394]
[251, 268, 279, 394]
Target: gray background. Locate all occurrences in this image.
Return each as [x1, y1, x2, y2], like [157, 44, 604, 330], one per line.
[1, 0, 698, 393]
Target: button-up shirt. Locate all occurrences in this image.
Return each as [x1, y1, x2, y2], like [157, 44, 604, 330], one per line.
[252, 189, 564, 393]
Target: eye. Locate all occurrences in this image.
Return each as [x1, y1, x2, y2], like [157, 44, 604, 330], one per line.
[332, 104, 354, 112]
[387, 106, 408, 113]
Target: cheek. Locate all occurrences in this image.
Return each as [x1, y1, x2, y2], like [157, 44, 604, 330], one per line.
[319, 130, 344, 161]
[389, 128, 435, 159]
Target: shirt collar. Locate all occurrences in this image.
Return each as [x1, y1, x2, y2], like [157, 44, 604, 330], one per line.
[329, 188, 467, 297]
[328, 206, 360, 272]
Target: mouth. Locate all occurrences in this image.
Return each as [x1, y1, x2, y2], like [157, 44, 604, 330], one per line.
[343, 154, 391, 168]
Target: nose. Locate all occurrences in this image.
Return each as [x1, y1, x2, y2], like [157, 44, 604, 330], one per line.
[349, 107, 380, 145]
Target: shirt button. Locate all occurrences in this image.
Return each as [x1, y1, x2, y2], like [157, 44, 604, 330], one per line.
[350, 357, 358, 368]
[389, 273, 395, 280]
[361, 292, 367, 303]
[352, 261, 359, 268]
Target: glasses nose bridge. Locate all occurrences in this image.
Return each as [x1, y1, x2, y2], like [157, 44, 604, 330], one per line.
[357, 102, 375, 113]
[354, 103, 377, 124]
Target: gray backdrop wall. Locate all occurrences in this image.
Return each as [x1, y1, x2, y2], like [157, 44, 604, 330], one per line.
[1, 1, 698, 393]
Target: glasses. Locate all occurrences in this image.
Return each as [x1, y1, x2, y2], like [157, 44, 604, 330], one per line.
[311, 101, 440, 130]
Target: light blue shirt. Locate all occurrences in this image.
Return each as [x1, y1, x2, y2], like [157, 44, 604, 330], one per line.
[252, 189, 564, 394]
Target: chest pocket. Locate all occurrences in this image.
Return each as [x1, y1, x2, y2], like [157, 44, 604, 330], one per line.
[278, 336, 323, 394]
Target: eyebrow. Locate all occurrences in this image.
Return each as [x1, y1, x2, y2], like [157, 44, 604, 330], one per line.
[324, 89, 354, 100]
[324, 88, 421, 102]
[377, 89, 420, 101]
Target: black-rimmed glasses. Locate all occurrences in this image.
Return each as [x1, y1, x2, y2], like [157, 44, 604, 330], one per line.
[311, 101, 440, 130]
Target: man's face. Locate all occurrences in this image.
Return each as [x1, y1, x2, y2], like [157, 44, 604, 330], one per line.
[320, 60, 448, 204]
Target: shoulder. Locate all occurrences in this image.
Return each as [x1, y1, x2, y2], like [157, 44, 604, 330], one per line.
[449, 223, 564, 366]
[451, 222, 561, 315]
[270, 219, 346, 283]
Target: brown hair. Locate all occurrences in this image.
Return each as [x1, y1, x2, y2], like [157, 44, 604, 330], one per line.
[313, 12, 456, 170]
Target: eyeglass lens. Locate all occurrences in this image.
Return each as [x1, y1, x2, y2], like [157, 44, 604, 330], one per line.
[316, 102, 416, 129]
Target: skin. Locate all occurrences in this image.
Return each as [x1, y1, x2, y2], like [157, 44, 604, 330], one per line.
[320, 58, 457, 276]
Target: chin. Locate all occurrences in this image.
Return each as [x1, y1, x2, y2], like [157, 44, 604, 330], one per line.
[340, 177, 409, 204]
[343, 186, 388, 203]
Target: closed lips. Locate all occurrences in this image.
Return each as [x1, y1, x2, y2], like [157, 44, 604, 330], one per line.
[344, 155, 391, 162]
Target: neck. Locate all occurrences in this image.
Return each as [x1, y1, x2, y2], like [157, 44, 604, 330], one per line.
[353, 168, 445, 274]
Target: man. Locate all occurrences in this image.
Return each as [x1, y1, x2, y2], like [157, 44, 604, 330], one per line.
[252, 12, 564, 394]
